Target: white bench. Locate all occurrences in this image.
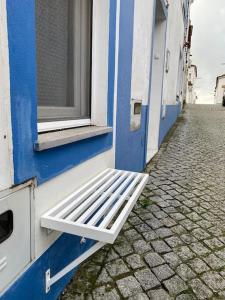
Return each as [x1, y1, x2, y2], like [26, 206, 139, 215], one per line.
[41, 168, 149, 292]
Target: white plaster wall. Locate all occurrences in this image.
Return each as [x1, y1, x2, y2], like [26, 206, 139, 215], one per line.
[162, 1, 186, 105]
[0, 0, 14, 191]
[215, 77, 225, 104]
[147, 15, 167, 162]
[131, 0, 154, 106]
[91, 0, 110, 126]
[34, 149, 114, 257]
[186, 66, 197, 104]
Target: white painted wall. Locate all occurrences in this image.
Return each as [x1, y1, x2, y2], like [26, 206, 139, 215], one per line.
[162, 1, 186, 105]
[186, 65, 197, 104]
[91, 0, 110, 126]
[0, 0, 14, 191]
[215, 76, 225, 104]
[131, 0, 154, 106]
[147, 2, 167, 162]
[34, 149, 114, 257]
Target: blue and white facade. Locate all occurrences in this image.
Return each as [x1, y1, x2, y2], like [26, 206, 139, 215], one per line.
[0, 0, 191, 299]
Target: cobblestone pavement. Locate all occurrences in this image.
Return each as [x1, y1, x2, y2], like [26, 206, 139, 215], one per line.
[61, 105, 225, 299]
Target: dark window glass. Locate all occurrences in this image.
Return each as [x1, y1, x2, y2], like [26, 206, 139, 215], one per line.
[0, 210, 13, 244]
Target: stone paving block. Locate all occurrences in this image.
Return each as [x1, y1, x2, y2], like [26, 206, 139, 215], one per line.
[170, 213, 186, 221]
[180, 234, 197, 245]
[178, 206, 192, 214]
[215, 248, 225, 260]
[105, 259, 130, 278]
[151, 240, 172, 254]
[179, 220, 199, 231]
[201, 271, 225, 292]
[165, 236, 184, 248]
[105, 249, 119, 262]
[175, 246, 196, 261]
[203, 254, 225, 270]
[128, 216, 143, 226]
[163, 217, 177, 228]
[126, 254, 146, 270]
[144, 252, 165, 268]
[186, 212, 202, 222]
[142, 230, 158, 241]
[148, 288, 172, 300]
[96, 268, 113, 284]
[190, 242, 211, 256]
[124, 229, 143, 242]
[152, 264, 175, 281]
[93, 286, 120, 300]
[128, 293, 149, 300]
[146, 218, 162, 230]
[163, 275, 188, 296]
[172, 225, 187, 235]
[135, 223, 151, 234]
[139, 212, 154, 221]
[176, 294, 196, 300]
[191, 228, 211, 241]
[116, 276, 142, 298]
[163, 252, 182, 269]
[203, 238, 224, 250]
[113, 238, 133, 257]
[188, 258, 210, 274]
[155, 227, 173, 238]
[135, 269, 160, 291]
[153, 211, 168, 219]
[189, 279, 213, 300]
[176, 264, 196, 281]
[133, 240, 152, 254]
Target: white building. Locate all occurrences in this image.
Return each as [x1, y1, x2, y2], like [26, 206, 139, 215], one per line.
[186, 64, 198, 104]
[214, 74, 225, 104]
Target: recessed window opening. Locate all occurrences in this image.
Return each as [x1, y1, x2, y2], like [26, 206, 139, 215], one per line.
[35, 0, 93, 122]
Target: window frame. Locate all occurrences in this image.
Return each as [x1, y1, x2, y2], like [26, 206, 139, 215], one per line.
[37, 0, 96, 133]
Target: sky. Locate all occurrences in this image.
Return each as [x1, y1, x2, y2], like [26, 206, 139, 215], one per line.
[191, 0, 225, 104]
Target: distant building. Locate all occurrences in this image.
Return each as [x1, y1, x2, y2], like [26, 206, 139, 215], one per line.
[186, 64, 198, 104]
[214, 74, 225, 104]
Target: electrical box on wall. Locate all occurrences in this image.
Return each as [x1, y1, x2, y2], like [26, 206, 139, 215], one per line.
[130, 99, 142, 131]
[0, 188, 31, 292]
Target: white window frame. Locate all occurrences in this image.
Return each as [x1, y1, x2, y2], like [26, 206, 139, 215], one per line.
[37, 0, 110, 133]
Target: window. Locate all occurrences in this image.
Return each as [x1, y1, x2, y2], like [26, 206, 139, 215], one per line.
[35, 0, 92, 122]
[0, 210, 13, 244]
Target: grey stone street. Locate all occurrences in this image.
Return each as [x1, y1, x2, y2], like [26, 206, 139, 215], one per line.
[61, 105, 225, 299]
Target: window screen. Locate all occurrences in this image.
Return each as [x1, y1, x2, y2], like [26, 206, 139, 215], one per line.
[35, 0, 92, 122]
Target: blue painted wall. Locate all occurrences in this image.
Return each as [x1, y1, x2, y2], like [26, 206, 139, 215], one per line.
[115, 0, 147, 172]
[1, 234, 95, 300]
[7, 0, 117, 185]
[158, 103, 181, 146]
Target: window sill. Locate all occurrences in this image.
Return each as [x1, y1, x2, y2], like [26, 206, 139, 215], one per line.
[34, 126, 113, 151]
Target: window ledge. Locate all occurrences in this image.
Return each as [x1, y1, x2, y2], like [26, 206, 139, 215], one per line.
[34, 126, 113, 151]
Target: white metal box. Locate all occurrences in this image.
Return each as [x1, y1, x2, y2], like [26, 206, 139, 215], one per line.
[0, 188, 31, 293]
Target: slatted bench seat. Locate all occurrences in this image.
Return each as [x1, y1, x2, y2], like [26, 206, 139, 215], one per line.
[41, 168, 148, 292]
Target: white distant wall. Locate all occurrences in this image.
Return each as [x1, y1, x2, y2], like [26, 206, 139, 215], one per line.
[186, 66, 197, 104]
[162, 0, 186, 105]
[131, 0, 154, 106]
[215, 77, 225, 104]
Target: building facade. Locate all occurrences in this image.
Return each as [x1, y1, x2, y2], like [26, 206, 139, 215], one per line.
[186, 64, 198, 104]
[0, 0, 192, 299]
[214, 74, 225, 105]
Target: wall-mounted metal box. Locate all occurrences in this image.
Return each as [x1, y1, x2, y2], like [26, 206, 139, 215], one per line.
[130, 99, 142, 131]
